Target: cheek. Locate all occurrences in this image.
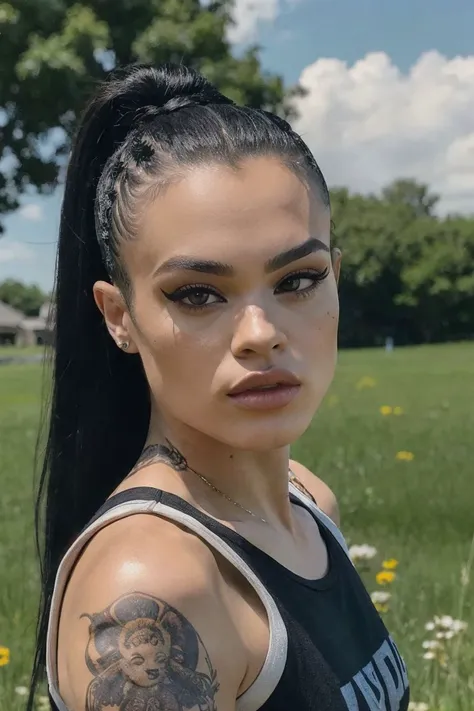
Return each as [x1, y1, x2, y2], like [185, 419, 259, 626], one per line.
[297, 286, 339, 350]
[138, 310, 225, 400]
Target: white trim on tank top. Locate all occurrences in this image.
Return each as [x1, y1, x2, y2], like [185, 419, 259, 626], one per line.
[46, 478, 351, 711]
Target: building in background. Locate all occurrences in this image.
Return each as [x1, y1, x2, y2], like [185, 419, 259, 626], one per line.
[0, 300, 55, 346]
[0, 301, 24, 345]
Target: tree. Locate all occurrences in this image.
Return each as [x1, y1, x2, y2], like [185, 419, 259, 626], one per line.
[0, 278, 48, 316]
[395, 216, 474, 342]
[382, 179, 440, 219]
[331, 187, 413, 347]
[0, 0, 292, 232]
[330, 181, 474, 347]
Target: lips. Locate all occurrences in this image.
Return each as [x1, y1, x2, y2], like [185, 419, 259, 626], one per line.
[227, 369, 301, 396]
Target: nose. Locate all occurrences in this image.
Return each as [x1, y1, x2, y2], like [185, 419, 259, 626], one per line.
[231, 304, 288, 360]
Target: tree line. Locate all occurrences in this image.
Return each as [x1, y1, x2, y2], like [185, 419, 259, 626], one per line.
[332, 180, 474, 347]
[0, 279, 49, 317]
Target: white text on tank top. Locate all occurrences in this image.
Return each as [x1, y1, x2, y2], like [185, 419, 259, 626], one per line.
[340, 636, 409, 711]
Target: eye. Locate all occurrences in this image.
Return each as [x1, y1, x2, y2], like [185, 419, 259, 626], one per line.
[130, 655, 145, 666]
[276, 268, 329, 296]
[161, 285, 226, 311]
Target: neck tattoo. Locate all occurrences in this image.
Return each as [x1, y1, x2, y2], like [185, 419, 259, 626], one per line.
[130, 440, 316, 524]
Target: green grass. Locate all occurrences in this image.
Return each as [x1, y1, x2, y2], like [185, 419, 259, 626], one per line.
[0, 364, 44, 709]
[0, 342, 473, 710]
[0, 345, 45, 358]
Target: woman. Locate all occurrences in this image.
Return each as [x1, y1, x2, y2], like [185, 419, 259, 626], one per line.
[29, 63, 409, 711]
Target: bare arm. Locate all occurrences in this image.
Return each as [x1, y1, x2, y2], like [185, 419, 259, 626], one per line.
[289, 459, 340, 527]
[57, 515, 246, 711]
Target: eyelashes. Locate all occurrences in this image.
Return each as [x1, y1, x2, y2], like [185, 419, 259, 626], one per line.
[161, 267, 330, 312]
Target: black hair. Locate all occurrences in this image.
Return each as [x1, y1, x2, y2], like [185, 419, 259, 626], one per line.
[28, 62, 330, 709]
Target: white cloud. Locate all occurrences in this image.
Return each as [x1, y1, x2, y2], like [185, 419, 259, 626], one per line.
[18, 203, 44, 221]
[0, 241, 35, 263]
[227, 0, 299, 44]
[292, 51, 474, 215]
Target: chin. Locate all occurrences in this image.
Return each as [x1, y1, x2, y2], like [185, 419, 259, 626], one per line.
[218, 411, 314, 452]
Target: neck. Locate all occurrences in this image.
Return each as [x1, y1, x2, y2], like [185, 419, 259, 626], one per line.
[144, 411, 294, 529]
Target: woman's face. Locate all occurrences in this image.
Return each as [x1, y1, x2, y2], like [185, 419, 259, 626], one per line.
[119, 623, 171, 687]
[108, 156, 340, 451]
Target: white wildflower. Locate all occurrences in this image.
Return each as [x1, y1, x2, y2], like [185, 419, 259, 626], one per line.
[348, 544, 377, 562]
[424, 615, 467, 636]
[438, 615, 455, 629]
[15, 686, 28, 696]
[451, 619, 468, 633]
[422, 651, 436, 660]
[370, 591, 391, 604]
[408, 703, 429, 711]
[422, 640, 441, 650]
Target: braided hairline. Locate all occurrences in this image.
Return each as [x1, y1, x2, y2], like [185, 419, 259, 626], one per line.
[94, 97, 232, 280]
[95, 128, 161, 280]
[94, 105, 329, 283]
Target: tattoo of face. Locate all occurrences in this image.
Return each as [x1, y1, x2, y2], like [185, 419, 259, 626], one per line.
[128, 440, 188, 479]
[81, 593, 220, 711]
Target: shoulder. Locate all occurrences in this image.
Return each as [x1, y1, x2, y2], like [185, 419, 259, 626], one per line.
[289, 459, 340, 527]
[57, 513, 245, 711]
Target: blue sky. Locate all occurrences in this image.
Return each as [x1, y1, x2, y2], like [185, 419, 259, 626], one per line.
[260, 0, 474, 82]
[2, 0, 474, 292]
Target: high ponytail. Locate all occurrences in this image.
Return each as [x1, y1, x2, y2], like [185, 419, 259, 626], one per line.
[29, 62, 330, 709]
[27, 69, 154, 710]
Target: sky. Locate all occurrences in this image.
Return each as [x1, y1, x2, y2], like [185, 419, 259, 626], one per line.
[1, 0, 474, 292]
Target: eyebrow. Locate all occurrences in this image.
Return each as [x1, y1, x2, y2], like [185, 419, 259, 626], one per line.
[153, 237, 329, 278]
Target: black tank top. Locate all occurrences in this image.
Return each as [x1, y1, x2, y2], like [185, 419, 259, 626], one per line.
[46, 483, 410, 711]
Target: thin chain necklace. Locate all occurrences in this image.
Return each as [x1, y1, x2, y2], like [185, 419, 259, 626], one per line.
[136, 442, 315, 525]
[190, 467, 315, 524]
[137, 442, 270, 523]
[189, 466, 269, 524]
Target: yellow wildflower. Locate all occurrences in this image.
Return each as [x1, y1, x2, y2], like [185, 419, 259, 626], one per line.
[380, 405, 393, 416]
[396, 451, 414, 461]
[393, 406, 404, 416]
[382, 558, 399, 570]
[374, 602, 389, 614]
[0, 646, 10, 666]
[356, 376, 376, 390]
[376, 571, 396, 585]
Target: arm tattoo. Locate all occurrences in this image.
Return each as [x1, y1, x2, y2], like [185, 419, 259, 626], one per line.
[81, 593, 220, 711]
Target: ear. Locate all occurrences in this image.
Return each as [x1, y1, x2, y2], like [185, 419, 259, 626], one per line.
[93, 281, 138, 353]
[331, 248, 342, 286]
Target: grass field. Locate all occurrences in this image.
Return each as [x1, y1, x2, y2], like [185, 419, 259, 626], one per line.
[0, 342, 473, 710]
[0, 346, 45, 359]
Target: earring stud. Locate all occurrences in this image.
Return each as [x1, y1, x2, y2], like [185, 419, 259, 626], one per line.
[119, 341, 130, 351]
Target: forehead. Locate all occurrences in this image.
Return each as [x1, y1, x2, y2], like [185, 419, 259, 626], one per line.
[125, 156, 330, 275]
